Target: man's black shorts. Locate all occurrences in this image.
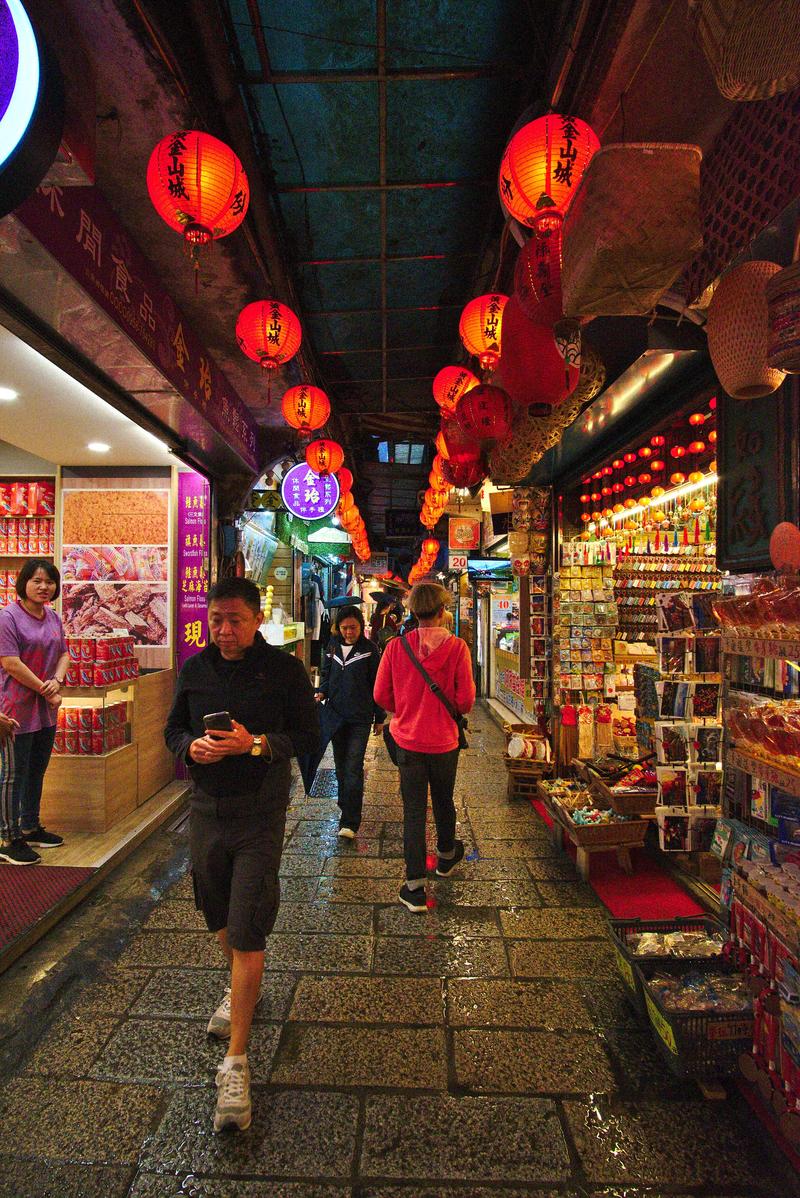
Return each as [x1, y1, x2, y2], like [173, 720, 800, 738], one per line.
[189, 801, 288, 952]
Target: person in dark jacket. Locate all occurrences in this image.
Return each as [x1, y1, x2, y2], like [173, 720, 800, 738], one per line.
[164, 577, 318, 1134]
[316, 605, 385, 837]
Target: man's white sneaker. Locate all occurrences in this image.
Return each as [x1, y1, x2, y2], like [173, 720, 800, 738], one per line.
[207, 987, 232, 1038]
[214, 1059, 251, 1132]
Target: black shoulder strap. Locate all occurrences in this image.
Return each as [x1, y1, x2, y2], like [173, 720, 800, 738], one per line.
[399, 635, 462, 728]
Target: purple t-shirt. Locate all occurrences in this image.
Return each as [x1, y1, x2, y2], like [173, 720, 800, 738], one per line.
[0, 602, 67, 733]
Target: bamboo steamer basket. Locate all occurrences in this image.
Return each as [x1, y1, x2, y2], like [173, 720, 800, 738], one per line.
[691, 0, 800, 102]
[706, 260, 786, 399]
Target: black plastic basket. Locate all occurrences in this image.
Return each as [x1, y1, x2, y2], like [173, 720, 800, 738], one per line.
[636, 963, 754, 1080]
[608, 915, 729, 1015]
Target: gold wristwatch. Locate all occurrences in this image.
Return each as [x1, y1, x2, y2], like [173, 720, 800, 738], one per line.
[250, 735, 265, 757]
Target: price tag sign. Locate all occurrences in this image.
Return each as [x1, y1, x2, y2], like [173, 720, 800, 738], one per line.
[448, 553, 467, 572]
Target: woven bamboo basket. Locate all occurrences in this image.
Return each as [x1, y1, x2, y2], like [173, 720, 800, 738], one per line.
[706, 260, 786, 398]
[766, 239, 800, 374]
[691, 0, 800, 102]
[574, 344, 606, 406]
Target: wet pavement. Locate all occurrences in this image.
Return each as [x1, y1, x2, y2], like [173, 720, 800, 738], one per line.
[0, 704, 797, 1196]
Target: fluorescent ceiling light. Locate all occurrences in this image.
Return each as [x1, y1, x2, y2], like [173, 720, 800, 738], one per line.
[610, 473, 717, 524]
[87, 441, 111, 453]
[0, 388, 18, 401]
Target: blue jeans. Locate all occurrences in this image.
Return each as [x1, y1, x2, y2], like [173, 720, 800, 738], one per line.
[13, 725, 56, 835]
[396, 746, 460, 886]
[331, 721, 371, 831]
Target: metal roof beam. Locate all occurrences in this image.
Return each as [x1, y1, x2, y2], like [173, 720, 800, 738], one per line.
[276, 180, 492, 193]
[243, 67, 525, 84]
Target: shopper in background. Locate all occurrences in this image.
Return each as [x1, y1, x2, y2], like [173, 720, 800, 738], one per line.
[0, 559, 67, 865]
[374, 581, 476, 911]
[316, 604, 385, 838]
[368, 590, 404, 650]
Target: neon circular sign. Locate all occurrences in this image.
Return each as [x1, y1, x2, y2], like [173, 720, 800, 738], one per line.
[0, 0, 40, 171]
[281, 463, 340, 520]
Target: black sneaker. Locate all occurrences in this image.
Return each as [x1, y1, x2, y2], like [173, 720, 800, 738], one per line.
[22, 826, 63, 849]
[0, 838, 41, 865]
[436, 838, 465, 877]
[398, 883, 427, 912]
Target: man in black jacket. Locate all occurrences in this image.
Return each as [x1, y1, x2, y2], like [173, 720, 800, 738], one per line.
[164, 577, 318, 1134]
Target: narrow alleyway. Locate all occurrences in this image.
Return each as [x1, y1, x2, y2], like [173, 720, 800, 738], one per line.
[0, 705, 797, 1197]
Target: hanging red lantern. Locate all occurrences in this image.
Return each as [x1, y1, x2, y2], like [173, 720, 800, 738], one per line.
[651, 459, 665, 472]
[600, 465, 612, 476]
[513, 213, 563, 317]
[305, 438, 344, 476]
[422, 538, 439, 557]
[498, 113, 600, 228]
[440, 417, 482, 466]
[580, 513, 591, 523]
[638, 472, 651, 485]
[650, 435, 665, 448]
[338, 492, 355, 515]
[432, 365, 480, 413]
[688, 413, 706, 427]
[612, 482, 624, 494]
[236, 300, 302, 400]
[708, 429, 717, 444]
[612, 459, 624, 469]
[623, 452, 637, 464]
[434, 429, 450, 460]
[670, 445, 686, 459]
[455, 384, 515, 447]
[281, 385, 330, 435]
[624, 475, 637, 487]
[638, 446, 652, 458]
[688, 440, 706, 454]
[579, 494, 590, 504]
[601, 486, 612, 497]
[670, 472, 686, 486]
[459, 294, 508, 369]
[495, 295, 579, 411]
[425, 487, 449, 508]
[337, 467, 354, 494]
[441, 457, 486, 489]
[147, 131, 249, 259]
[709, 396, 717, 411]
[592, 472, 602, 480]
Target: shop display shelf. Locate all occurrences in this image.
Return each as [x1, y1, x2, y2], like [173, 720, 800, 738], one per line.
[635, 961, 753, 1081]
[609, 914, 730, 1015]
[55, 741, 132, 762]
[564, 812, 649, 848]
[722, 635, 800, 660]
[726, 746, 800, 799]
[62, 681, 138, 698]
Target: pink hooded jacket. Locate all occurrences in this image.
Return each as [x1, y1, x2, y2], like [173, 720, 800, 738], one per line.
[373, 629, 476, 754]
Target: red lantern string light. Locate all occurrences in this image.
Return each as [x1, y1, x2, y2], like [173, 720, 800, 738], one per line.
[638, 472, 651, 484]
[624, 475, 637, 487]
[651, 459, 665, 472]
[498, 114, 600, 228]
[709, 396, 717, 410]
[589, 491, 600, 502]
[422, 538, 439, 557]
[432, 365, 479, 413]
[670, 445, 686, 459]
[601, 486, 612, 497]
[650, 435, 665, 448]
[688, 440, 706, 454]
[337, 467, 353, 494]
[638, 446, 652, 458]
[612, 482, 624, 494]
[708, 429, 717, 444]
[281, 385, 330, 436]
[147, 130, 249, 282]
[602, 465, 613, 476]
[688, 413, 706, 427]
[459, 294, 508, 369]
[612, 459, 624, 469]
[580, 494, 590, 504]
[623, 452, 637, 464]
[305, 438, 344, 476]
[670, 472, 686, 486]
[455, 384, 515, 447]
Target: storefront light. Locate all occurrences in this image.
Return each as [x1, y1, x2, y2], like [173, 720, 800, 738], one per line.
[609, 472, 717, 523]
[87, 441, 110, 453]
[0, 387, 17, 401]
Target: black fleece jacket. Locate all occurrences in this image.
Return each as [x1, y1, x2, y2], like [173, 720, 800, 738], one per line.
[164, 632, 319, 813]
[318, 634, 385, 725]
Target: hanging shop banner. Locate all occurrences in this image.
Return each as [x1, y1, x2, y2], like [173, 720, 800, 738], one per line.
[14, 183, 259, 470]
[177, 471, 210, 673]
[357, 553, 389, 575]
[449, 516, 481, 551]
[281, 463, 340, 520]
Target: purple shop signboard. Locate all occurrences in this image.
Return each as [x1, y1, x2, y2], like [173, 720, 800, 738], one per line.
[281, 463, 339, 520]
[177, 470, 210, 674]
[15, 183, 259, 470]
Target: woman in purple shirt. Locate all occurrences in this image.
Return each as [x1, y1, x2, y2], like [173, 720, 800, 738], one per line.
[0, 560, 69, 865]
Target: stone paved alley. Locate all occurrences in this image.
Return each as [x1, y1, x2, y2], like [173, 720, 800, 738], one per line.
[0, 706, 797, 1197]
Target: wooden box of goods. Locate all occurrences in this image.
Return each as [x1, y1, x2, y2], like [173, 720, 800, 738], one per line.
[585, 756, 658, 816]
[564, 809, 650, 849]
[536, 779, 594, 828]
[503, 723, 553, 799]
[613, 713, 639, 758]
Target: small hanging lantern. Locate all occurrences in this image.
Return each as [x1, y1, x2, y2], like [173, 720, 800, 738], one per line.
[670, 471, 686, 486]
[433, 366, 479, 413]
[651, 459, 665, 472]
[688, 470, 704, 484]
[623, 452, 637, 464]
[455, 384, 515, 447]
[440, 417, 482, 466]
[459, 294, 508, 369]
[612, 482, 624, 494]
[688, 440, 706, 455]
[708, 429, 717, 444]
[306, 438, 344, 476]
[638, 472, 651, 485]
[688, 413, 706, 427]
[624, 475, 637, 487]
[337, 467, 354, 494]
[281, 385, 330, 435]
[670, 445, 686, 459]
[422, 538, 439, 557]
[650, 435, 665, 447]
[638, 446, 652, 458]
[498, 114, 600, 228]
[237, 301, 302, 403]
[612, 459, 624, 469]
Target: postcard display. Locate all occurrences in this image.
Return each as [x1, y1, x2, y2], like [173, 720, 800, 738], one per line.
[40, 481, 176, 833]
[633, 589, 723, 871]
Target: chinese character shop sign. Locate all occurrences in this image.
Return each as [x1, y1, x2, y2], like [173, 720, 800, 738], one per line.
[177, 471, 210, 673]
[281, 464, 339, 520]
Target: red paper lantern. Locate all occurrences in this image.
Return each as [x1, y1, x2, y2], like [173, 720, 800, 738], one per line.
[612, 459, 624, 469]
[337, 467, 353, 494]
[638, 472, 651, 484]
[624, 475, 637, 487]
[338, 492, 354, 515]
[579, 494, 590, 504]
[459, 294, 508, 369]
[513, 213, 563, 316]
[638, 446, 652, 458]
[236, 301, 302, 371]
[689, 413, 706, 427]
[592, 472, 602, 479]
[709, 396, 717, 411]
[495, 295, 579, 410]
[602, 465, 613, 476]
[612, 483, 624, 494]
[147, 130, 249, 251]
[432, 365, 479, 413]
[305, 438, 344, 476]
[581, 513, 591, 523]
[455, 384, 515, 447]
[601, 486, 612, 497]
[708, 429, 717, 444]
[688, 440, 706, 454]
[650, 435, 665, 448]
[422, 538, 439, 557]
[590, 492, 601, 502]
[281, 385, 330, 435]
[670, 472, 686, 486]
[623, 452, 637, 464]
[670, 445, 686, 459]
[434, 429, 450, 460]
[441, 457, 486, 489]
[440, 417, 482, 466]
[651, 459, 665, 472]
[498, 114, 600, 227]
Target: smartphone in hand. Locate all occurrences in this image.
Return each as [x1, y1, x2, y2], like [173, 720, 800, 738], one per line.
[203, 711, 234, 738]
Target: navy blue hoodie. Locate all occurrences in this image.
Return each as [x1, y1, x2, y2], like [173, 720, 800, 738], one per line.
[318, 634, 386, 725]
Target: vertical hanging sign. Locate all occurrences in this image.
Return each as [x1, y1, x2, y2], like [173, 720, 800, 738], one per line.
[177, 470, 210, 674]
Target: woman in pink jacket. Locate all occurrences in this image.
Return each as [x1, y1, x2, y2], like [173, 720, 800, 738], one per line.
[374, 582, 476, 911]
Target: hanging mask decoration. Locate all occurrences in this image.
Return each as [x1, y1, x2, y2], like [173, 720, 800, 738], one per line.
[552, 318, 582, 388]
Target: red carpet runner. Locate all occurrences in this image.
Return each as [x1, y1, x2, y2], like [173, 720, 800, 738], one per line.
[0, 865, 94, 953]
[531, 799, 704, 919]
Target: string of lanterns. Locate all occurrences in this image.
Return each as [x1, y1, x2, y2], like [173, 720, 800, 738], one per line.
[408, 538, 440, 585]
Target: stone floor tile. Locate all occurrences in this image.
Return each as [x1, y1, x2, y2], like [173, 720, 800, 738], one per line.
[138, 1088, 358, 1178]
[263, 933, 373, 972]
[376, 905, 500, 938]
[438, 877, 541, 907]
[499, 907, 608, 938]
[359, 1189, 574, 1198]
[360, 1094, 570, 1184]
[130, 968, 296, 1022]
[580, 979, 641, 1029]
[289, 975, 442, 1023]
[525, 857, 580, 880]
[23, 1015, 118, 1077]
[143, 900, 207, 930]
[279, 854, 327, 876]
[599, 1028, 697, 1100]
[563, 1098, 799, 1191]
[90, 1018, 281, 1083]
[271, 1024, 447, 1088]
[69, 967, 152, 1018]
[280, 877, 321, 902]
[535, 880, 603, 906]
[130, 1181, 348, 1198]
[0, 1078, 162, 1164]
[0, 1159, 132, 1198]
[163, 873, 193, 901]
[116, 931, 222, 969]
[373, 936, 509, 977]
[316, 875, 399, 903]
[284, 836, 383, 857]
[474, 839, 559, 858]
[454, 1028, 615, 1094]
[509, 939, 616, 979]
[445, 857, 531, 880]
[446, 978, 593, 1030]
[321, 856, 403, 877]
[272, 901, 373, 935]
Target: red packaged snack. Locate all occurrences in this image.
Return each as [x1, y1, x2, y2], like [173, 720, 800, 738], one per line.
[0, 487, 9, 516]
[91, 730, 104, 755]
[53, 729, 65, 755]
[27, 482, 39, 515]
[77, 707, 93, 731]
[95, 638, 111, 661]
[16, 526, 27, 554]
[91, 707, 105, 730]
[67, 637, 81, 663]
[64, 666, 79, 688]
[64, 729, 78, 755]
[38, 484, 55, 515]
[80, 637, 95, 663]
[79, 665, 94, 687]
[9, 483, 27, 516]
[93, 667, 105, 687]
[64, 706, 79, 731]
[78, 730, 92, 756]
[38, 536, 49, 555]
[56, 706, 66, 730]
[6, 527, 17, 554]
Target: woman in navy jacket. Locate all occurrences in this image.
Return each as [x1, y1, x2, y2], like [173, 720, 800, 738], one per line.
[317, 605, 385, 837]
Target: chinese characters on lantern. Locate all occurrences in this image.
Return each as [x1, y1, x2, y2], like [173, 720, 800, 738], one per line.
[281, 463, 340, 520]
[177, 471, 211, 673]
